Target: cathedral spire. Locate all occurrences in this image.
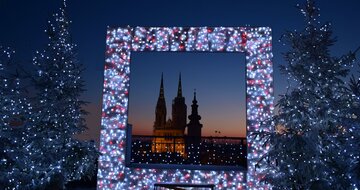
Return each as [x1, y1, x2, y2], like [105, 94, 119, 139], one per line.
[193, 89, 197, 104]
[172, 72, 187, 132]
[154, 73, 167, 129]
[159, 72, 165, 99]
[189, 90, 200, 119]
[177, 73, 182, 97]
[187, 89, 202, 137]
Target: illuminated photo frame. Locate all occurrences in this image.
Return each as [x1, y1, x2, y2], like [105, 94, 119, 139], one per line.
[98, 26, 273, 189]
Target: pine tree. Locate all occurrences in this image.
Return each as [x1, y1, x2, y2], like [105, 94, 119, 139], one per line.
[259, 0, 358, 189]
[30, 1, 97, 188]
[0, 46, 34, 189]
[346, 74, 360, 187]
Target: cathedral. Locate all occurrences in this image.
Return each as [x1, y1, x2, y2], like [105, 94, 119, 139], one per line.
[151, 73, 203, 156]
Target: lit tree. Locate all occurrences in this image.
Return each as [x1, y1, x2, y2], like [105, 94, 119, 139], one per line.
[259, 0, 358, 189]
[0, 46, 34, 189]
[345, 74, 360, 187]
[30, 1, 97, 188]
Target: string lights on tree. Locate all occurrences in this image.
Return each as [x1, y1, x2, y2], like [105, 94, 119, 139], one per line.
[29, 0, 98, 188]
[0, 46, 35, 189]
[258, 0, 359, 189]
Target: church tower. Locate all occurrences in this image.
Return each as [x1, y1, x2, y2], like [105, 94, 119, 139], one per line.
[187, 90, 202, 137]
[153, 73, 167, 129]
[172, 73, 187, 133]
[152, 73, 186, 156]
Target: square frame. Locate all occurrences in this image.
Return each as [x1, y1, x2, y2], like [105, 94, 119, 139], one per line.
[97, 26, 273, 189]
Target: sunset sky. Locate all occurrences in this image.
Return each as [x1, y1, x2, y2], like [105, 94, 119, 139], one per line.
[1, 0, 360, 145]
[128, 52, 246, 137]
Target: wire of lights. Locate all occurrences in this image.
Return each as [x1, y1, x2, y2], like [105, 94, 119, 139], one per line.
[98, 26, 273, 190]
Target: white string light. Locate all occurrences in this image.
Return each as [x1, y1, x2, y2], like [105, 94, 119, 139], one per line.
[98, 26, 273, 189]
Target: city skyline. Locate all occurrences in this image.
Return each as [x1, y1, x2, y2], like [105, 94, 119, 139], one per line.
[128, 52, 246, 137]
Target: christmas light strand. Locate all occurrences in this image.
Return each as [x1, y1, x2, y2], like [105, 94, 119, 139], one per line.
[98, 26, 273, 190]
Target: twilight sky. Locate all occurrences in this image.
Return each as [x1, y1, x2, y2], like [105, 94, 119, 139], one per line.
[1, 0, 360, 145]
[128, 52, 246, 137]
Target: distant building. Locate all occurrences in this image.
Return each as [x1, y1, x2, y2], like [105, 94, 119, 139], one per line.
[186, 91, 203, 163]
[171, 73, 187, 134]
[187, 91, 202, 138]
[152, 73, 202, 156]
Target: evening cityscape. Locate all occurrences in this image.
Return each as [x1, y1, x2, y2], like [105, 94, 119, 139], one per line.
[1, 0, 360, 189]
[128, 52, 246, 138]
